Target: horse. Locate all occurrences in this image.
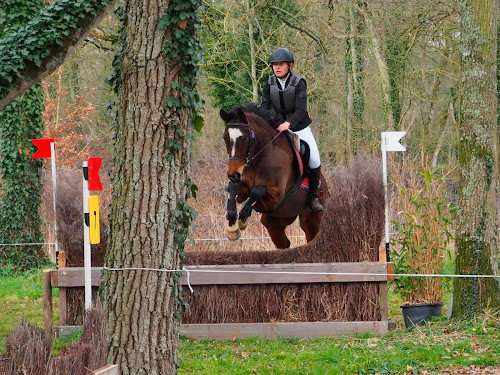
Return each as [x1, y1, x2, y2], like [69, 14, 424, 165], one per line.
[220, 104, 329, 249]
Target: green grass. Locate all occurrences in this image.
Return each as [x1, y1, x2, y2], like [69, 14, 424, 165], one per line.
[1, 271, 499, 374]
[178, 321, 500, 374]
[0, 268, 59, 353]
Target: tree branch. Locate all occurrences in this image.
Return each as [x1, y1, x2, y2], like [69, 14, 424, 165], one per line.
[267, 5, 329, 55]
[0, 0, 116, 110]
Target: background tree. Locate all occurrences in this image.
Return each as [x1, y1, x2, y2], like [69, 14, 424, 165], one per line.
[201, 0, 306, 109]
[0, 0, 46, 270]
[344, 1, 366, 157]
[453, 0, 500, 317]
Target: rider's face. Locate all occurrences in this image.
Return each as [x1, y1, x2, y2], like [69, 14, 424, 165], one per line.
[272, 62, 293, 79]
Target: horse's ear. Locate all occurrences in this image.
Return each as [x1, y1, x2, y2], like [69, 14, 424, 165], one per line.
[236, 107, 247, 121]
[220, 109, 229, 122]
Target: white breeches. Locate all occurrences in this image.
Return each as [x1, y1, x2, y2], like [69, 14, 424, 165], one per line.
[294, 126, 321, 169]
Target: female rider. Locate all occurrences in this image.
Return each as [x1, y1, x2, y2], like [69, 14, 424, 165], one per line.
[261, 47, 324, 212]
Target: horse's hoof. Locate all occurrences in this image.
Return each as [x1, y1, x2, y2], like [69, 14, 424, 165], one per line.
[237, 219, 248, 230]
[226, 223, 241, 241]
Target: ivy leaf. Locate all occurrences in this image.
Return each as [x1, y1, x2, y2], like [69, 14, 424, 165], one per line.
[193, 114, 204, 132]
[190, 184, 198, 199]
[166, 96, 180, 107]
[158, 14, 170, 29]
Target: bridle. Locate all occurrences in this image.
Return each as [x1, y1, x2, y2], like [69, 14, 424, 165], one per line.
[226, 122, 282, 166]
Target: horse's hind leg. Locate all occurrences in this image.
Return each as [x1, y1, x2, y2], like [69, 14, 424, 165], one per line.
[299, 210, 323, 242]
[261, 215, 296, 249]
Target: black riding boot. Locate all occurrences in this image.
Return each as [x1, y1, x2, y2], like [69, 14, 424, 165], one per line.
[308, 166, 324, 212]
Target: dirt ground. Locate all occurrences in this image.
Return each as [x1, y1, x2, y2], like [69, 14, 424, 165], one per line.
[399, 366, 500, 374]
[435, 367, 500, 374]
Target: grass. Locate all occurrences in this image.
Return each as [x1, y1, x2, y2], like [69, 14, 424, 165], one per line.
[0, 267, 59, 353]
[1, 271, 499, 374]
[178, 321, 500, 374]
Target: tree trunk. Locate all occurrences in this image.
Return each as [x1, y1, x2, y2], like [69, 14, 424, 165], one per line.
[246, 0, 259, 103]
[453, 0, 500, 318]
[103, 0, 194, 373]
[356, 2, 395, 130]
[345, 2, 366, 155]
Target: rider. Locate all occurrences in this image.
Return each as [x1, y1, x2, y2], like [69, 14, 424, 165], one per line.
[261, 47, 324, 212]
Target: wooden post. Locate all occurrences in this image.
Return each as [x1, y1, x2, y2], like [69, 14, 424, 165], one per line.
[378, 246, 389, 322]
[57, 254, 68, 325]
[42, 270, 53, 340]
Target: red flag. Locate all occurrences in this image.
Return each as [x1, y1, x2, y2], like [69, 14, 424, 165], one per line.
[88, 157, 103, 191]
[31, 138, 55, 159]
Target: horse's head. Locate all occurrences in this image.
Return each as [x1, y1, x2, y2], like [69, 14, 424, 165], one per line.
[220, 107, 255, 183]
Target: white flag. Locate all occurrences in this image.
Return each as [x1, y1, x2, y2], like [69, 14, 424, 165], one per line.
[381, 131, 406, 152]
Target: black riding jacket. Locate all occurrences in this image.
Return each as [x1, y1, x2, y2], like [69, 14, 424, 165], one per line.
[261, 72, 312, 132]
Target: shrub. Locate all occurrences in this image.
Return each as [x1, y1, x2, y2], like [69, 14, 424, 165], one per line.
[391, 168, 455, 304]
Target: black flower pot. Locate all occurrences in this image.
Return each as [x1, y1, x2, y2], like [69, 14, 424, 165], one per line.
[401, 302, 443, 328]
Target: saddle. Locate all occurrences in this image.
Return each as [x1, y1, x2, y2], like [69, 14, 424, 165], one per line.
[285, 130, 310, 184]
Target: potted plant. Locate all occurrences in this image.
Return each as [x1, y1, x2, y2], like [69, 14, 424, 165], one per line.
[391, 169, 455, 328]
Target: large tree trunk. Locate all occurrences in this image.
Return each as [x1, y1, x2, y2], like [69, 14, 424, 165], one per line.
[102, 0, 194, 373]
[453, 0, 500, 318]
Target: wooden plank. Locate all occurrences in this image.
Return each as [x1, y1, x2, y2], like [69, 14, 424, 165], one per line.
[42, 270, 53, 339]
[92, 364, 119, 375]
[52, 267, 103, 287]
[179, 321, 393, 340]
[181, 262, 389, 285]
[50, 263, 391, 287]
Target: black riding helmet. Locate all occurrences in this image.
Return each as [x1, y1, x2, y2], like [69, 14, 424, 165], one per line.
[269, 47, 294, 64]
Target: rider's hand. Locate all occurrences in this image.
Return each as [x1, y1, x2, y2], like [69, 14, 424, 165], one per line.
[277, 121, 291, 132]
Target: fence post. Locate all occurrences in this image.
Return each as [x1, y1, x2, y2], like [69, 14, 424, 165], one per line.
[42, 269, 53, 340]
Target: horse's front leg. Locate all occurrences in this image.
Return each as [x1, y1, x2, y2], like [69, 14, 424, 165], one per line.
[226, 181, 241, 240]
[238, 185, 267, 230]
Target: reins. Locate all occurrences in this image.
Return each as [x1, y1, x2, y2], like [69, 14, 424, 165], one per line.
[245, 131, 282, 166]
[226, 121, 283, 166]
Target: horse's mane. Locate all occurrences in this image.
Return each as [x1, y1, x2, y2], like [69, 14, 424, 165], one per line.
[227, 103, 279, 130]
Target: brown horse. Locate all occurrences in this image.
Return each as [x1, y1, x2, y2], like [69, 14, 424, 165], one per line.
[221, 104, 329, 248]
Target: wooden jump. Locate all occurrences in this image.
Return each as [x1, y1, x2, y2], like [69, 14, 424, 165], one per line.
[43, 258, 395, 339]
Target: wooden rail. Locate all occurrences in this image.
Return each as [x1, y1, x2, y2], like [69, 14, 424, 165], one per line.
[43, 261, 395, 339]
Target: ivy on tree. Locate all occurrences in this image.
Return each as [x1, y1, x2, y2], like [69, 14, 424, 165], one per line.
[0, 0, 46, 270]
